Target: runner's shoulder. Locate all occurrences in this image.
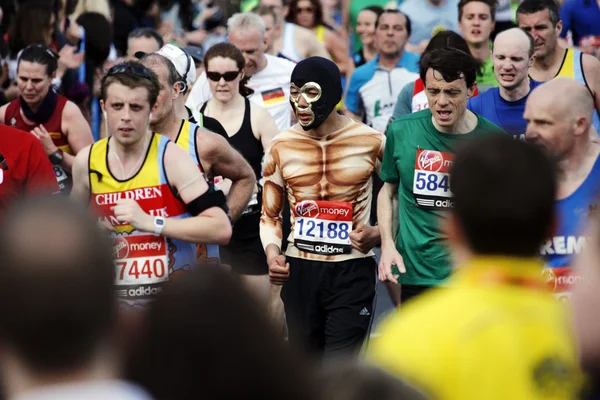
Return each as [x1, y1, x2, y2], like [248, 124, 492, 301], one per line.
[474, 113, 507, 135]
[387, 109, 432, 135]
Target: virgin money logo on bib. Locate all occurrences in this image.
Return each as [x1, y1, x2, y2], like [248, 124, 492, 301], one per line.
[296, 200, 319, 218]
[114, 236, 129, 259]
[418, 150, 451, 172]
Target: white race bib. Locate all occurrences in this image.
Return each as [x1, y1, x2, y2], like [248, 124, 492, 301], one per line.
[293, 200, 353, 255]
[413, 149, 454, 209]
[113, 234, 169, 300]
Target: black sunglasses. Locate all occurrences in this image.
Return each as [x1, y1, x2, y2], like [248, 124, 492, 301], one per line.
[107, 64, 154, 81]
[206, 71, 240, 82]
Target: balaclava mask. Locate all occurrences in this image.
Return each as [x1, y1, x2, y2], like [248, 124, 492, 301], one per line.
[290, 57, 342, 131]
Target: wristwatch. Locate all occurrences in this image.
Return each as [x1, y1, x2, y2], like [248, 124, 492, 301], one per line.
[153, 216, 166, 235]
[49, 149, 64, 165]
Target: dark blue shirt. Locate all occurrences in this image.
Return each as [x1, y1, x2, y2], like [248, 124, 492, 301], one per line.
[467, 80, 540, 140]
[559, 0, 600, 45]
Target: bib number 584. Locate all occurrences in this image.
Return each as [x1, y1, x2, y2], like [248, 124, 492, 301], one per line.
[415, 172, 450, 192]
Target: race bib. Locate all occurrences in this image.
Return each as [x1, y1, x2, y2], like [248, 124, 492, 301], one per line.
[293, 200, 353, 255]
[53, 165, 67, 181]
[413, 149, 454, 209]
[113, 234, 169, 300]
[542, 266, 582, 302]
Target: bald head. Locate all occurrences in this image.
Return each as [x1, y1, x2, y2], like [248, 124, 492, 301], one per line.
[494, 28, 534, 58]
[530, 77, 594, 122]
[525, 78, 594, 159]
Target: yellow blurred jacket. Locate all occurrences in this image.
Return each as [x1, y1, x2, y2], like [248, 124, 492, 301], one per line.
[368, 257, 583, 400]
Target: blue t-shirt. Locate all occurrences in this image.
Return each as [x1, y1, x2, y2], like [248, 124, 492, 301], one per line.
[467, 80, 540, 140]
[559, 0, 600, 46]
[345, 53, 420, 132]
[399, 0, 459, 46]
[541, 154, 600, 269]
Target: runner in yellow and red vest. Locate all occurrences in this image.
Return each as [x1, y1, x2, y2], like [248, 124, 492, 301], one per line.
[0, 44, 94, 194]
[71, 62, 232, 307]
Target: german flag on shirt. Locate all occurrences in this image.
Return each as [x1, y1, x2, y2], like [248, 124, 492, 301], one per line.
[261, 87, 286, 106]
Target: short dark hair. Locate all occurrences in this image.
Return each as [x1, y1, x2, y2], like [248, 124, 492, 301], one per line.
[424, 30, 479, 59]
[101, 61, 161, 107]
[375, 9, 412, 37]
[458, 0, 498, 22]
[361, 5, 385, 19]
[126, 267, 317, 399]
[0, 197, 116, 373]
[516, 0, 560, 27]
[128, 27, 164, 49]
[451, 135, 556, 257]
[419, 48, 479, 88]
[17, 44, 58, 76]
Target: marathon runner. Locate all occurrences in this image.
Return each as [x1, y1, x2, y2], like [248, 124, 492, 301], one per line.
[378, 47, 505, 304]
[0, 44, 94, 194]
[201, 42, 279, 304]
[468, 28, 540, 139]
[71, 61, 232, 307]
[262, 57, 383, 357]
[139, 45, 256, 263]
[517, 0, 600, 133]
[524, 77, 600, 301]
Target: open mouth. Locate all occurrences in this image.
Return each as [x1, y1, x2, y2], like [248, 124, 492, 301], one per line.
[500, 73, 515, 81]
[297, 112, 313, 123]
[119, 127, 134, 134]
[471, 29, 481, 36]
[437, 110, 452, 121]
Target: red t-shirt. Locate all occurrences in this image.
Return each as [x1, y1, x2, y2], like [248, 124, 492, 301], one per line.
[0, 125, 59, 216]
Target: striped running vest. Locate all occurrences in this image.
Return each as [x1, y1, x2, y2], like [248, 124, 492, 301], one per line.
[532, 48, 600, 133]
[89, 133, 198, 307]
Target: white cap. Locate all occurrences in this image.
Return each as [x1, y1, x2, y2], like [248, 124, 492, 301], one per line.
[156, 44, 196, 88]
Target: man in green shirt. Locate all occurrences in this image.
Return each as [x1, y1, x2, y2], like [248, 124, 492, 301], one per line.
[458, 0, 499, 92]
[378, 47, 505, 304]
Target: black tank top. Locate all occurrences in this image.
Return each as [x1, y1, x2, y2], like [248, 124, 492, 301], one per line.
[201, 98, 263, 240]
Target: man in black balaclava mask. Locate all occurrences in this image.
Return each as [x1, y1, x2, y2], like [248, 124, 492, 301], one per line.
[289, 56, 342, 131]
[261, 57, 385, 358]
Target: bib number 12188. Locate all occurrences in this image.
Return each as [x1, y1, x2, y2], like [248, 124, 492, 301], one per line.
[293, 200, 353, 255]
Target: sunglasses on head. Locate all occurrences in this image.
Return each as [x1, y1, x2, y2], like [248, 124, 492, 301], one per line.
[107, 64, 154, 81]
[206, 71, 240, 82]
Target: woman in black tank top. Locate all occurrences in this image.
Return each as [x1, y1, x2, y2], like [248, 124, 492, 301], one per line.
[201, 43, 280, 304]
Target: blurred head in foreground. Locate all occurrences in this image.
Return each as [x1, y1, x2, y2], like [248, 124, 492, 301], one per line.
[127, 266, 317, 400]
[0, 196, 119, 397]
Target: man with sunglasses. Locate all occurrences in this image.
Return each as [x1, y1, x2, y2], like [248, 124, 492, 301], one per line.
[262, 57, 384, 358]
[71, 61, 232, 307]
[139, 45, 256, 264]
[187, 12, 296, 132]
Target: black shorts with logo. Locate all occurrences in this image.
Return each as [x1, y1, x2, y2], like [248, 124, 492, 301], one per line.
[281, 256, 377, 358]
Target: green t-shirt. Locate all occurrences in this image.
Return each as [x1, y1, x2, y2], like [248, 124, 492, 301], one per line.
[476, 53, 499, 93]
[380, 109, 505, 286]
